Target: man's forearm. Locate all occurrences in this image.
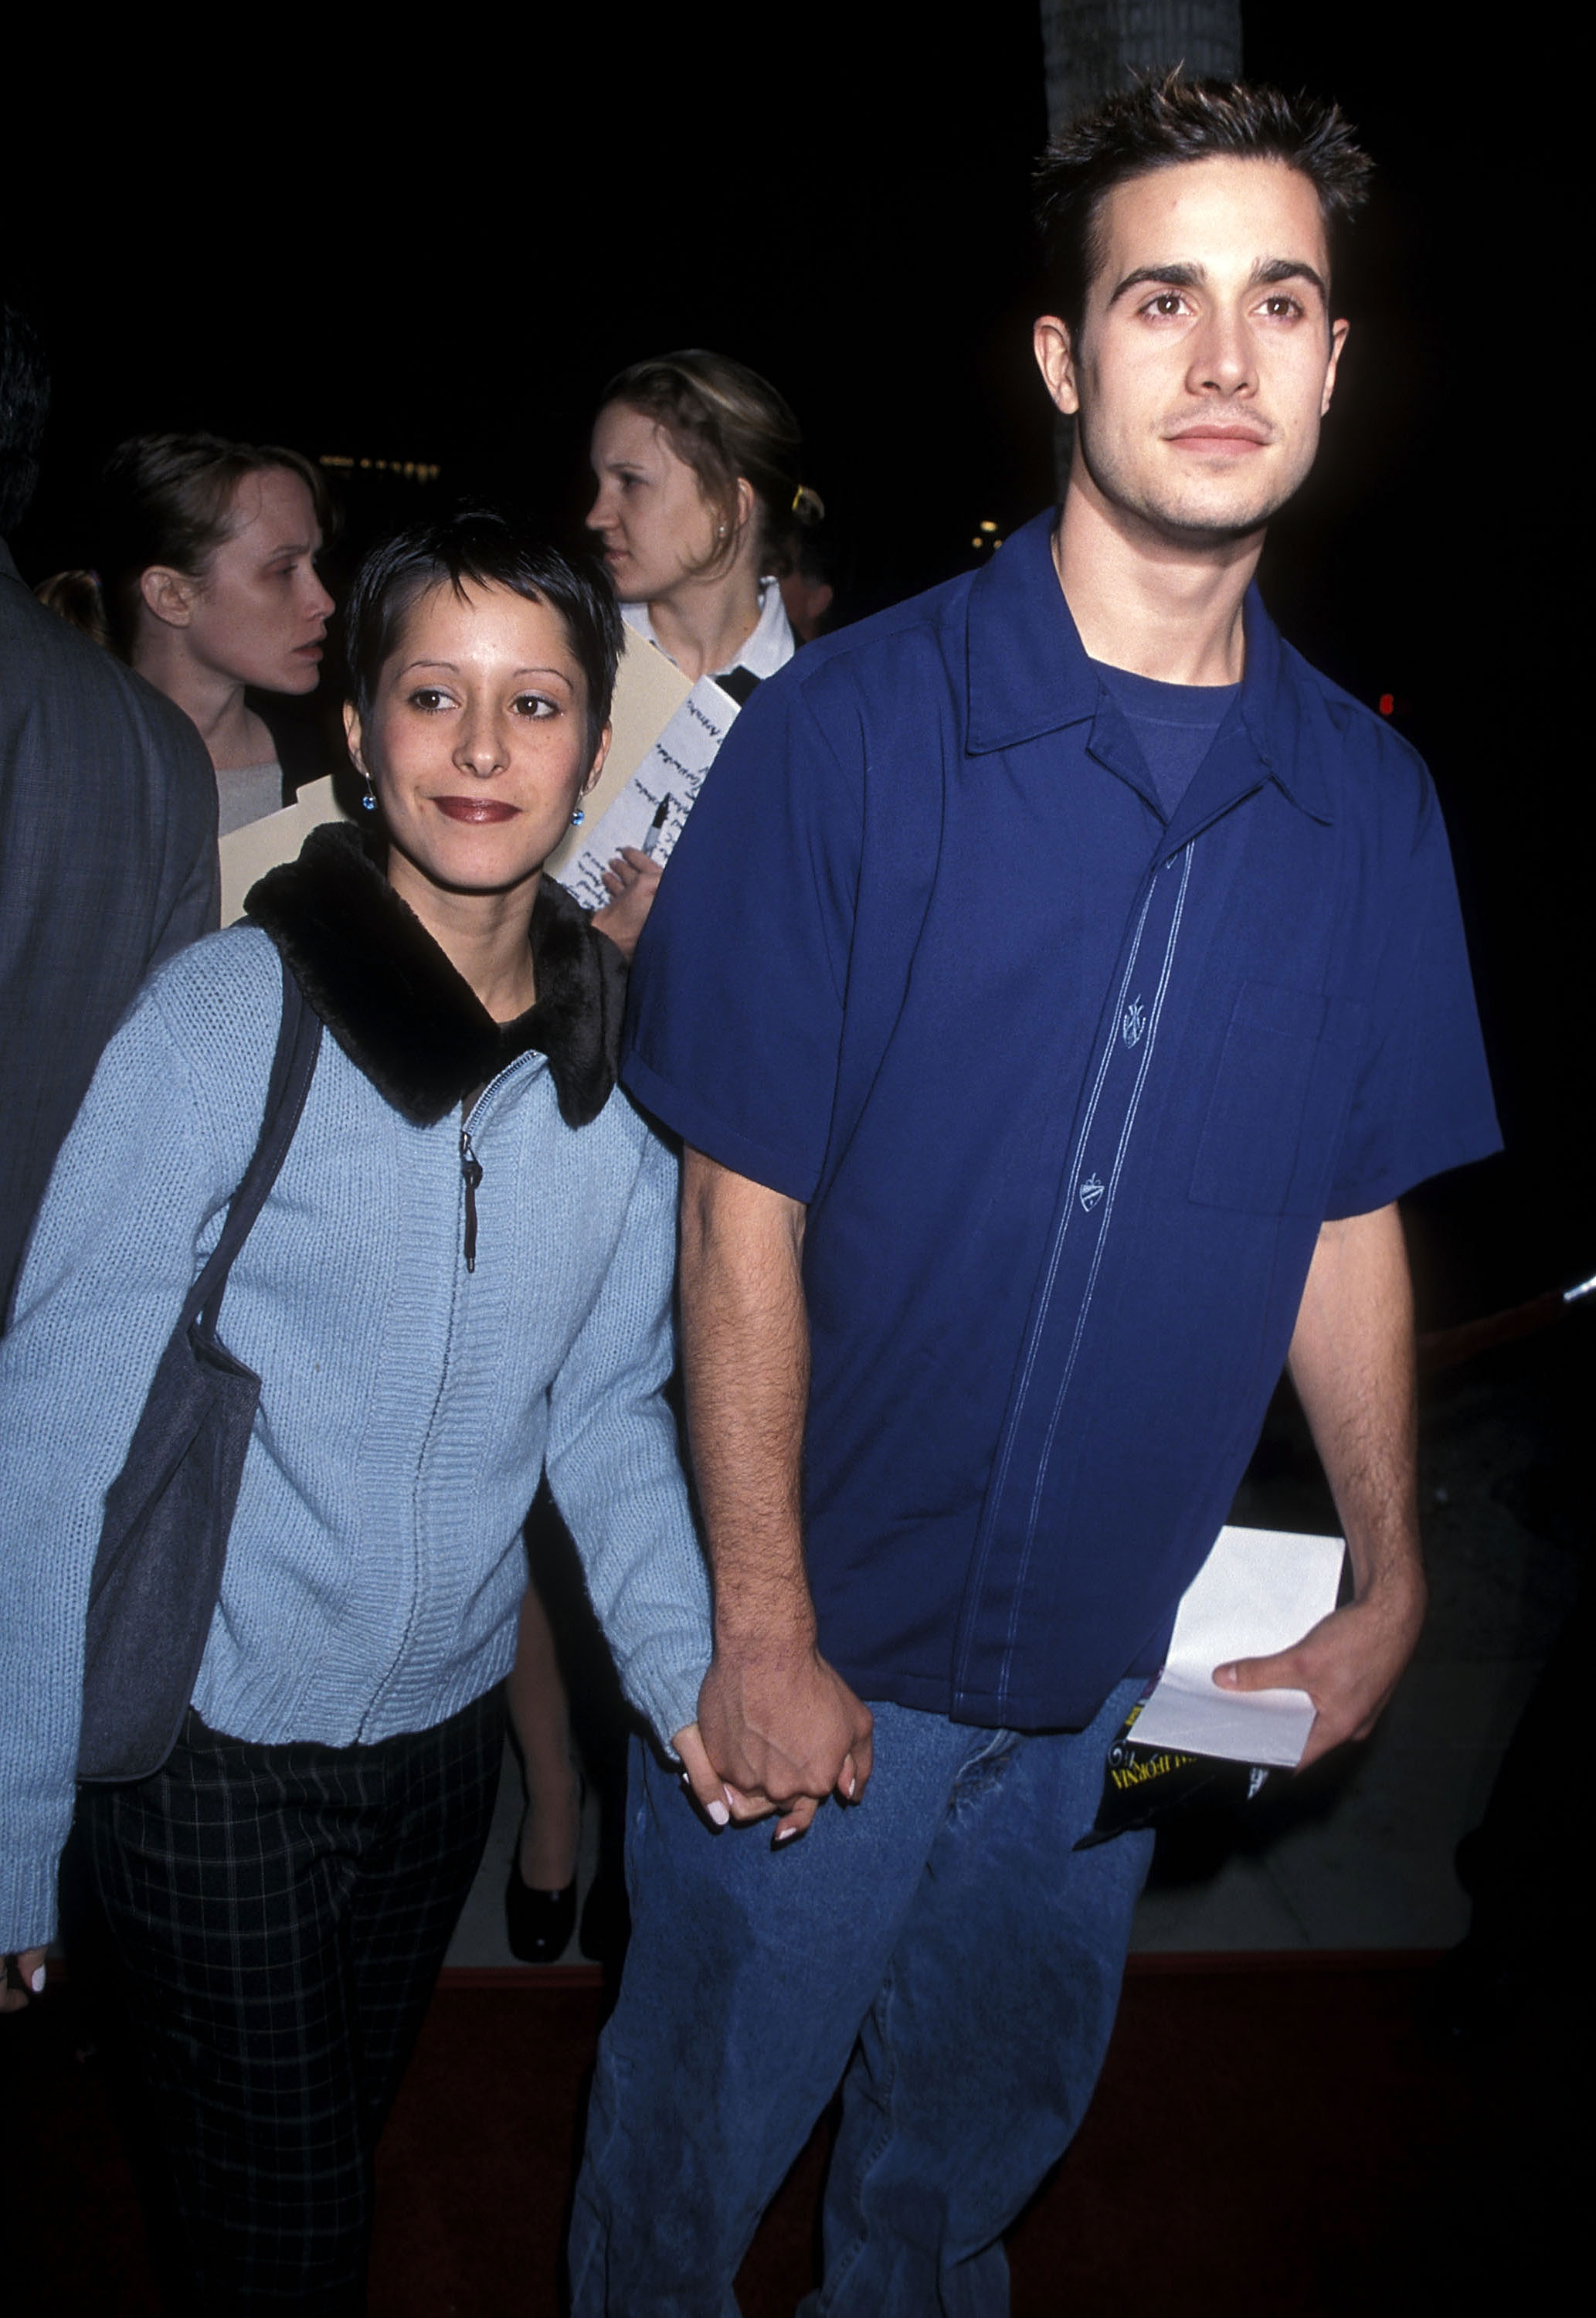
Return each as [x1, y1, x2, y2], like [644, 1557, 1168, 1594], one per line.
[1220, 1201, 1426, 1762]
[679, 1147, 815, 1648]
[678, 1147, 874, 1818]
[1286, 1201, 1424, 1609]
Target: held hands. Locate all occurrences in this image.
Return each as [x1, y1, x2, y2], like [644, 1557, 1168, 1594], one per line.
[674, 1646, 874, 1844]
[589, 848, 663, 963]
[1, 1946, 47, 2016]
[1214, 1572, 1427, 1770]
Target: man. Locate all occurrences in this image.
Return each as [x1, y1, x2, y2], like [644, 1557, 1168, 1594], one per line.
[570, 78, 1499, 2314]
[0, 301, 219, 1328]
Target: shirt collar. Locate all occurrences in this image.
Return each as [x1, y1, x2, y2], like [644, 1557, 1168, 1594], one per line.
[620, 578, 796, 683]
[963, 508, 1333, 824]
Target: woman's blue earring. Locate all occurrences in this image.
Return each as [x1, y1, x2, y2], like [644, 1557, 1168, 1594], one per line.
[571, 806, 586, 826]
[361, 774, 377, 814]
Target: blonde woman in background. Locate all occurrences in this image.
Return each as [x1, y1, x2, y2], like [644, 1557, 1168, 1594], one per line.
[503, 352, 824, 1964]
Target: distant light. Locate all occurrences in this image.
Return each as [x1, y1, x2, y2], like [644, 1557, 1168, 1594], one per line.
[979, 519, 997, 533]
[1378, 693, 1394, 716]
[971, 536, 983, 549]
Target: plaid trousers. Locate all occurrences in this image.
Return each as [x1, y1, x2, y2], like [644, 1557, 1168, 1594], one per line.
[80, 1689, 504, 2314]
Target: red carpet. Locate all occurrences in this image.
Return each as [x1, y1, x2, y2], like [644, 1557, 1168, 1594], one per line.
[8, 1955, 1574, 2314]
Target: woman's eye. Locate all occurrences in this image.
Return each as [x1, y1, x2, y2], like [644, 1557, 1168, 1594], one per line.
[406, 688, 450, 711]
[512, 693, 558, 719]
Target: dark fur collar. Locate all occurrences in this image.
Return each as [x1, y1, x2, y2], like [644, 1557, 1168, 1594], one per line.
[245, 821, 627, 1128]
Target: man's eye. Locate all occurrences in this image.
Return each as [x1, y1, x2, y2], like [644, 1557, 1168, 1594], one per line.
[1262, 295, 1302, 318]
[1149, 293, 1186, 317]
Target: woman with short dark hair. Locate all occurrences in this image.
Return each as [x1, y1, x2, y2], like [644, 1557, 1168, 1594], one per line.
[0, 508, 711, 2310]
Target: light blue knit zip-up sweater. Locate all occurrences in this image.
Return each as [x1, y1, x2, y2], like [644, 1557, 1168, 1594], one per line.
[1, 862, 710, 1951]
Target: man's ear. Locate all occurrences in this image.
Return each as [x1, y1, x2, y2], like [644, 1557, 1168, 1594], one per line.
[1033, 315, 1081, 417]
[139, 565, 197, 630]
[343, 699, 368, 777]
[1322, 317, 1350, 416]
[583, 721, 612, 793]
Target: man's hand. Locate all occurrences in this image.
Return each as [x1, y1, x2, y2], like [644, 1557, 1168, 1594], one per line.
[590, 848, 663, 962]
[1224, 1201, 1427, 1772]
[1, 1947, 47, 2015]
[677, 1151, 871, 1841]
[1215, 1570, 1426, 1768]
[698, 1647, 874, 1836]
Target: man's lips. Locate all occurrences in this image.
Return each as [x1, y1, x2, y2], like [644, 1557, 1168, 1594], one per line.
[1166, 426, 1271, 452]
[434, 797, 520, 824]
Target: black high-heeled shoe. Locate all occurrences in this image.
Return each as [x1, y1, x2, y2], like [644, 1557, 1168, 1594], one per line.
[505, 1859, 577, 1963]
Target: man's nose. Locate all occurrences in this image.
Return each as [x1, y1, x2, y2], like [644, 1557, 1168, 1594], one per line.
[1186, 305, 1256, 396]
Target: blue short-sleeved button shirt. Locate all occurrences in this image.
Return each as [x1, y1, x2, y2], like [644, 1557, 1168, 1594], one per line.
[624, 511, 1500, 1730]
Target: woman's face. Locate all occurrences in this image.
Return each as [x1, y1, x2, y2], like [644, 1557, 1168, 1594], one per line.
[347, 578, 606, 903]
[587, 401, 723, 603]
[181, 467, 333, 695]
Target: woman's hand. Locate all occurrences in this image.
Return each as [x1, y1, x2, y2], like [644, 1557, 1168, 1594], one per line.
[1, 1948, 47, 2015]
[590, 848, 663, 963]
[674, 1717, 833, 1847]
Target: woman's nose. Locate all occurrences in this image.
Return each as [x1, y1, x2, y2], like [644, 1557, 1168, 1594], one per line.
[454, 706, 508, 778]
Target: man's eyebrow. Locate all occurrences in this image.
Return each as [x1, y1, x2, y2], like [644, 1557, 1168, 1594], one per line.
[1251, 256, 1329, 301]
[1105, 256, 1330, 307]
[1106, 261, 1204, 307]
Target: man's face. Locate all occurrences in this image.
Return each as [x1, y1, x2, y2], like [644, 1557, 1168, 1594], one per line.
[1037, 157, 1349, 545]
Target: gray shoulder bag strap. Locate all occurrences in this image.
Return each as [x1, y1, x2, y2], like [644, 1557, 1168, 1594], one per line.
[77, 952, 323, 1783]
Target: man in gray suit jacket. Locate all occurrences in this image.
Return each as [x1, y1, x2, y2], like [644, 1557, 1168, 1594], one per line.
[1, 301, 219, 1319]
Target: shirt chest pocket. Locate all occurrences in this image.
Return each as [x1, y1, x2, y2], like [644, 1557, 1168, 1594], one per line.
[1189, 981, 1367, 1217]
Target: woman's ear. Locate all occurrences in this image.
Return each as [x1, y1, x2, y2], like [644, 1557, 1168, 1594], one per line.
[139, 566, 197, 630]
[583, 722, 613, 792]
[343, 699, 368, 776]
[735, 476, 756, 536]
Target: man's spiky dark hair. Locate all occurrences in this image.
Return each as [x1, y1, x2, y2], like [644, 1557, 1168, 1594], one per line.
[1034, 73, 1373, 340]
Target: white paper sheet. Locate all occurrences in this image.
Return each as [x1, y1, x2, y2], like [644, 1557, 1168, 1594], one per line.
[1129, 1524, 1346, 1768]
[542, 626, 692, 892]
[548, 669, 739, 913]
[219, 775, 349, 926]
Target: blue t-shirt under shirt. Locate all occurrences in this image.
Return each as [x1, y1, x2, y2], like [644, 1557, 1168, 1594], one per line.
[1092, 661, 1240, 823]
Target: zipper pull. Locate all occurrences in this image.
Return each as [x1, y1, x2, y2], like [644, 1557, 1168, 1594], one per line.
[459, 1127, 484, 1272]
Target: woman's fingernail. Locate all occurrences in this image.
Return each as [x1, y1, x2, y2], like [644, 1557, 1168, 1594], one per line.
[707, 1799, 730, 1827]
[773, 1827, 798, 1846]
[29, 1965, 46, 1994]
[847, 1770, 857, 1798]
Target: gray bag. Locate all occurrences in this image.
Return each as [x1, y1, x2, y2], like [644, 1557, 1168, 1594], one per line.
[77, 954, 322, 1783]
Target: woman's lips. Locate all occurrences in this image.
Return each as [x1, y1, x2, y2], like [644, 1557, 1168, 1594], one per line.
[435, 796, 519, 824]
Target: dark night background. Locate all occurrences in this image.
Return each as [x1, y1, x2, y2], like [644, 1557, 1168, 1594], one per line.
[4, 4, 1582, 1327]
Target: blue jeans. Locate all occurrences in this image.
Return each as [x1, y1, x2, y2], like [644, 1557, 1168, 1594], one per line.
[569, 1681, 1152, 2316]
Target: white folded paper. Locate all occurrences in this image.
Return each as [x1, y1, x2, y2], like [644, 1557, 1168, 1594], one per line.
[542, 625, 693, 897]
[548, 668, 740, 915]
[1129, 1524, 1346, 1769]
[219, 775, 349, 926]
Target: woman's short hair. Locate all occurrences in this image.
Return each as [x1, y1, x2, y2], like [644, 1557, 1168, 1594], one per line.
[345, 507, 623, 756]
[599, 349, 824, 579]
[97, 431, 334, 657]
